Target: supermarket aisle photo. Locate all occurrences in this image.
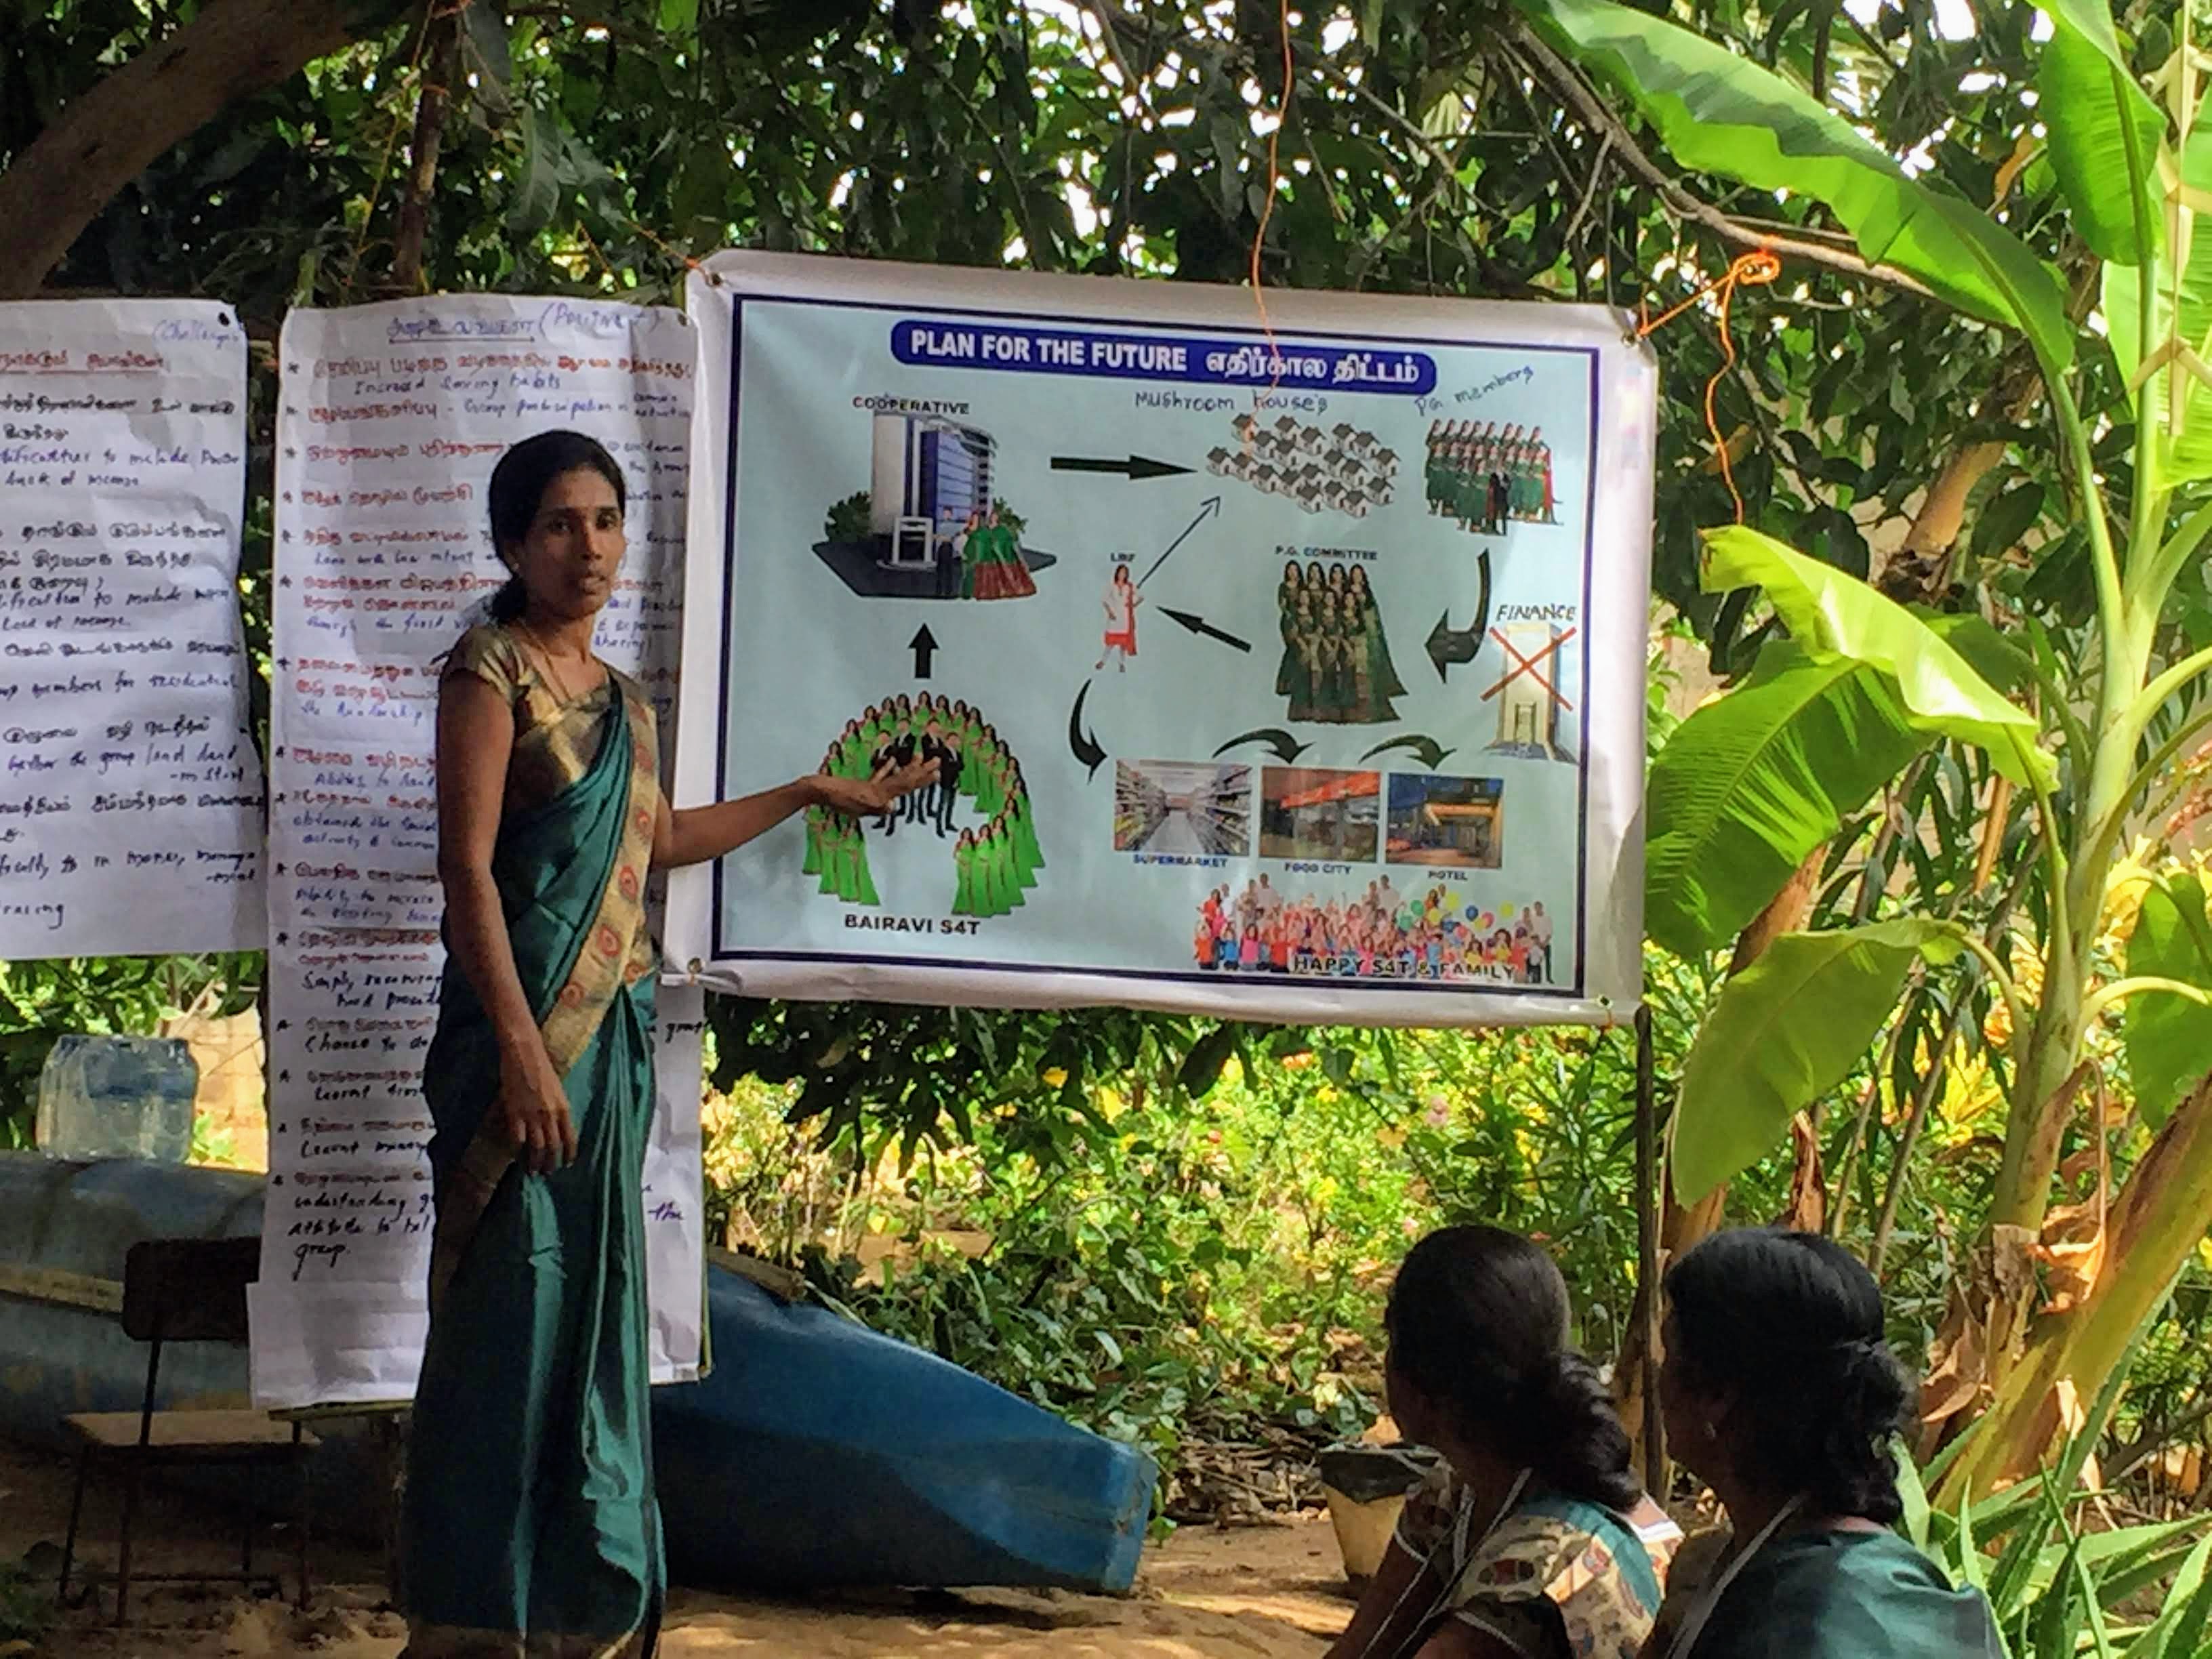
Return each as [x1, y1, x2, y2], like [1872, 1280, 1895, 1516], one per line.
[1114, 760, 1253, 857]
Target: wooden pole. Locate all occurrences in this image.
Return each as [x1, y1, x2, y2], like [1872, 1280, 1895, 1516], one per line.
[1633, 1003, 1666, 1498]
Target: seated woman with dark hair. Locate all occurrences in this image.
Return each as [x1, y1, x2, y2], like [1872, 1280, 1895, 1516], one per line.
[1647, 1228, 2002, 1658]
[1328, 1226, 1681, 1659]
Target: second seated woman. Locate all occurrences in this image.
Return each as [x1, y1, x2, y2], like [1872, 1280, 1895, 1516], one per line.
[1646, 1229, 2003, 1659]
[1328, 1226, 1681, 1659]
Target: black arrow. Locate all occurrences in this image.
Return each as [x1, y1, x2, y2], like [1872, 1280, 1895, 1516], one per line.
[1158, 607, 1251, 653]
[909, 624, 938, 678]
[1050, 453, 1193, 481]
[1426, 548, 1494, 682]
[1069, 678, 1107, 779]
[1212, 727, 1311, 764]
[1361, 734, 1456, 770]
[1135, 495, 1223, 588]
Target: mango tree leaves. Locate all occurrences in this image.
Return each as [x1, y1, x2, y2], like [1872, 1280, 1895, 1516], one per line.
[1647, 640, 1927, 957]
[1671, 920, 1964, 1202]
[1513, 0, 2076, 373]
[2124, 874, 2212, 1128]
[506, 105, 623, 239]
[1704, 527, 2053, 786]
[2033, 0, 2164, 266]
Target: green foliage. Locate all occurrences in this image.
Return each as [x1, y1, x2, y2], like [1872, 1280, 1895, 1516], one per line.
[1896, 1288, 2212, 1654]
[2104, 130, 2212, 484]
[705, 995, 1242, 1168]
[1644, 639, 1926, 956]
[822, 489, 872, 544]
[0, 1552, 47, 1645]
[1702, 528, 2049, 785]
[2124, 875, 2212, 1130]
[1671, 920, 1961, 1202]
[1515, 0, 2076, 373]
[0, 958, 258, 1150]
[705, 959, 1708, 1473]
[2032, 0, 2164, 266]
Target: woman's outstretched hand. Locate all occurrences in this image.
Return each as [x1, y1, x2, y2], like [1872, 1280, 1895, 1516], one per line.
[815, 756, 939, 820]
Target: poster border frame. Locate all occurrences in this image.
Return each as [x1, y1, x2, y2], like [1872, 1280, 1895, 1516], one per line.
[670, 252, 1652, 1029]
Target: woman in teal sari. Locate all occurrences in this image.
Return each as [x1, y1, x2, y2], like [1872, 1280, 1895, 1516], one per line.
[1645, 1229, 2001, 1659]
[410, 431, 931, 1658]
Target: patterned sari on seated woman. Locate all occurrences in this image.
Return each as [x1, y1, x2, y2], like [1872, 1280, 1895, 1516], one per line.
[1391, 1458, 1679, 1658]
[405, 622, 668, 1656]
[1327, 1227, 1680, 1659]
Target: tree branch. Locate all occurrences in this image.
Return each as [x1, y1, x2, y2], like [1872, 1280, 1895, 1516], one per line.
[1507, 26, 1938, 302]
[0, 0, 410, 301]
[390, 4, 462, 296]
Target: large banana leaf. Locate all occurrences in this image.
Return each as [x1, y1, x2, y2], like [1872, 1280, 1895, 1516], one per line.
[1516, 0, 2074, 373]
[1704, 527, 2054, 787]
[2034, 0, 2164, 266]
[1645, 639, 1927, 957]
[1671, 920, 1962, 1202]
[2106, 130, 2212, 483]
[2124, 873, 2212, 1127]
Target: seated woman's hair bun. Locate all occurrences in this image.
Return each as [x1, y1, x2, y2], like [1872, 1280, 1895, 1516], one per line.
[1387, 1227, 1640, 1513]
[1664, 1229, 1912, 1523]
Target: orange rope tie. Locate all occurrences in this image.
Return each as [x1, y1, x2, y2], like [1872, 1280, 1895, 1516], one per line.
[1637, 249, 1781, 525]
[1240, 0, 1296, 436]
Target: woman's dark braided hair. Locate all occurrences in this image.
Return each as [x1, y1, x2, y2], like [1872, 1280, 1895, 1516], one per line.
[1665, 1228, 1913, 1523]
[485, 430, 626, 623]
[1385, 1225, 1640, 1512]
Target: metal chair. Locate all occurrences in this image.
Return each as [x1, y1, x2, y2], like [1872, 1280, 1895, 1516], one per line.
[57, 1237, 318, 1622]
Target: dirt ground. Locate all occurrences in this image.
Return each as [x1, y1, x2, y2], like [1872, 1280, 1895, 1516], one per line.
[0, 1439, 1352, 1657]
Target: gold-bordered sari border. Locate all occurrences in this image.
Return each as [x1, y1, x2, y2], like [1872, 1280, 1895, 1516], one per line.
[428, 677, 662, 1315]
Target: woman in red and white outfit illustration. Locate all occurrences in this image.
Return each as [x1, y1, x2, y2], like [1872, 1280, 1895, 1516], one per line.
[1097, 563, 1141, 672]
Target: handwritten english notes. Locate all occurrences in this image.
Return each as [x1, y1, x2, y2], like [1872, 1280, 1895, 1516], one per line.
[253, 297, 705, 1406]
[0, 300, 266, 958]
[249, 944, 707, 1406]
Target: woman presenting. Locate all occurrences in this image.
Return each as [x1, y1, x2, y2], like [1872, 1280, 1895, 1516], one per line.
[408, 430, 932, 1656]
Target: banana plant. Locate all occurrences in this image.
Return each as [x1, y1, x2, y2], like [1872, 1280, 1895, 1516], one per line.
[1515, 0, 2212, 1501]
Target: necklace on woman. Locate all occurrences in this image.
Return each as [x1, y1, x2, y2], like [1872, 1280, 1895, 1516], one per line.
[512, 616, 590, 704]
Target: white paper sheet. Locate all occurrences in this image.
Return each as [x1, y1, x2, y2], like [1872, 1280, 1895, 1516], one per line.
[253, 297, 703, 1406]
[0, 300, 266, 958]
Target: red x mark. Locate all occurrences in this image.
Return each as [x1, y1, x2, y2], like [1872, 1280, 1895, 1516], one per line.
[1482, 626, 1576, 710]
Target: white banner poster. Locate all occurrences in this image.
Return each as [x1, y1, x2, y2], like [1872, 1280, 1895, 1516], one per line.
[672, 253, 1654, 1026]
[0, 299, 266, 958]
[252, 297, 704, 1406]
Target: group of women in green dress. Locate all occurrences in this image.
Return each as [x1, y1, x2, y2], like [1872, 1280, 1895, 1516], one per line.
[1424, 418, 1557, 534]
[803, 691, 1042, 914]
[1329, 1224, 2002, 1659]
[951, 771, 1041, 918]
[957, 504, 1038, 600]
[1275, 558, 1408, 726]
